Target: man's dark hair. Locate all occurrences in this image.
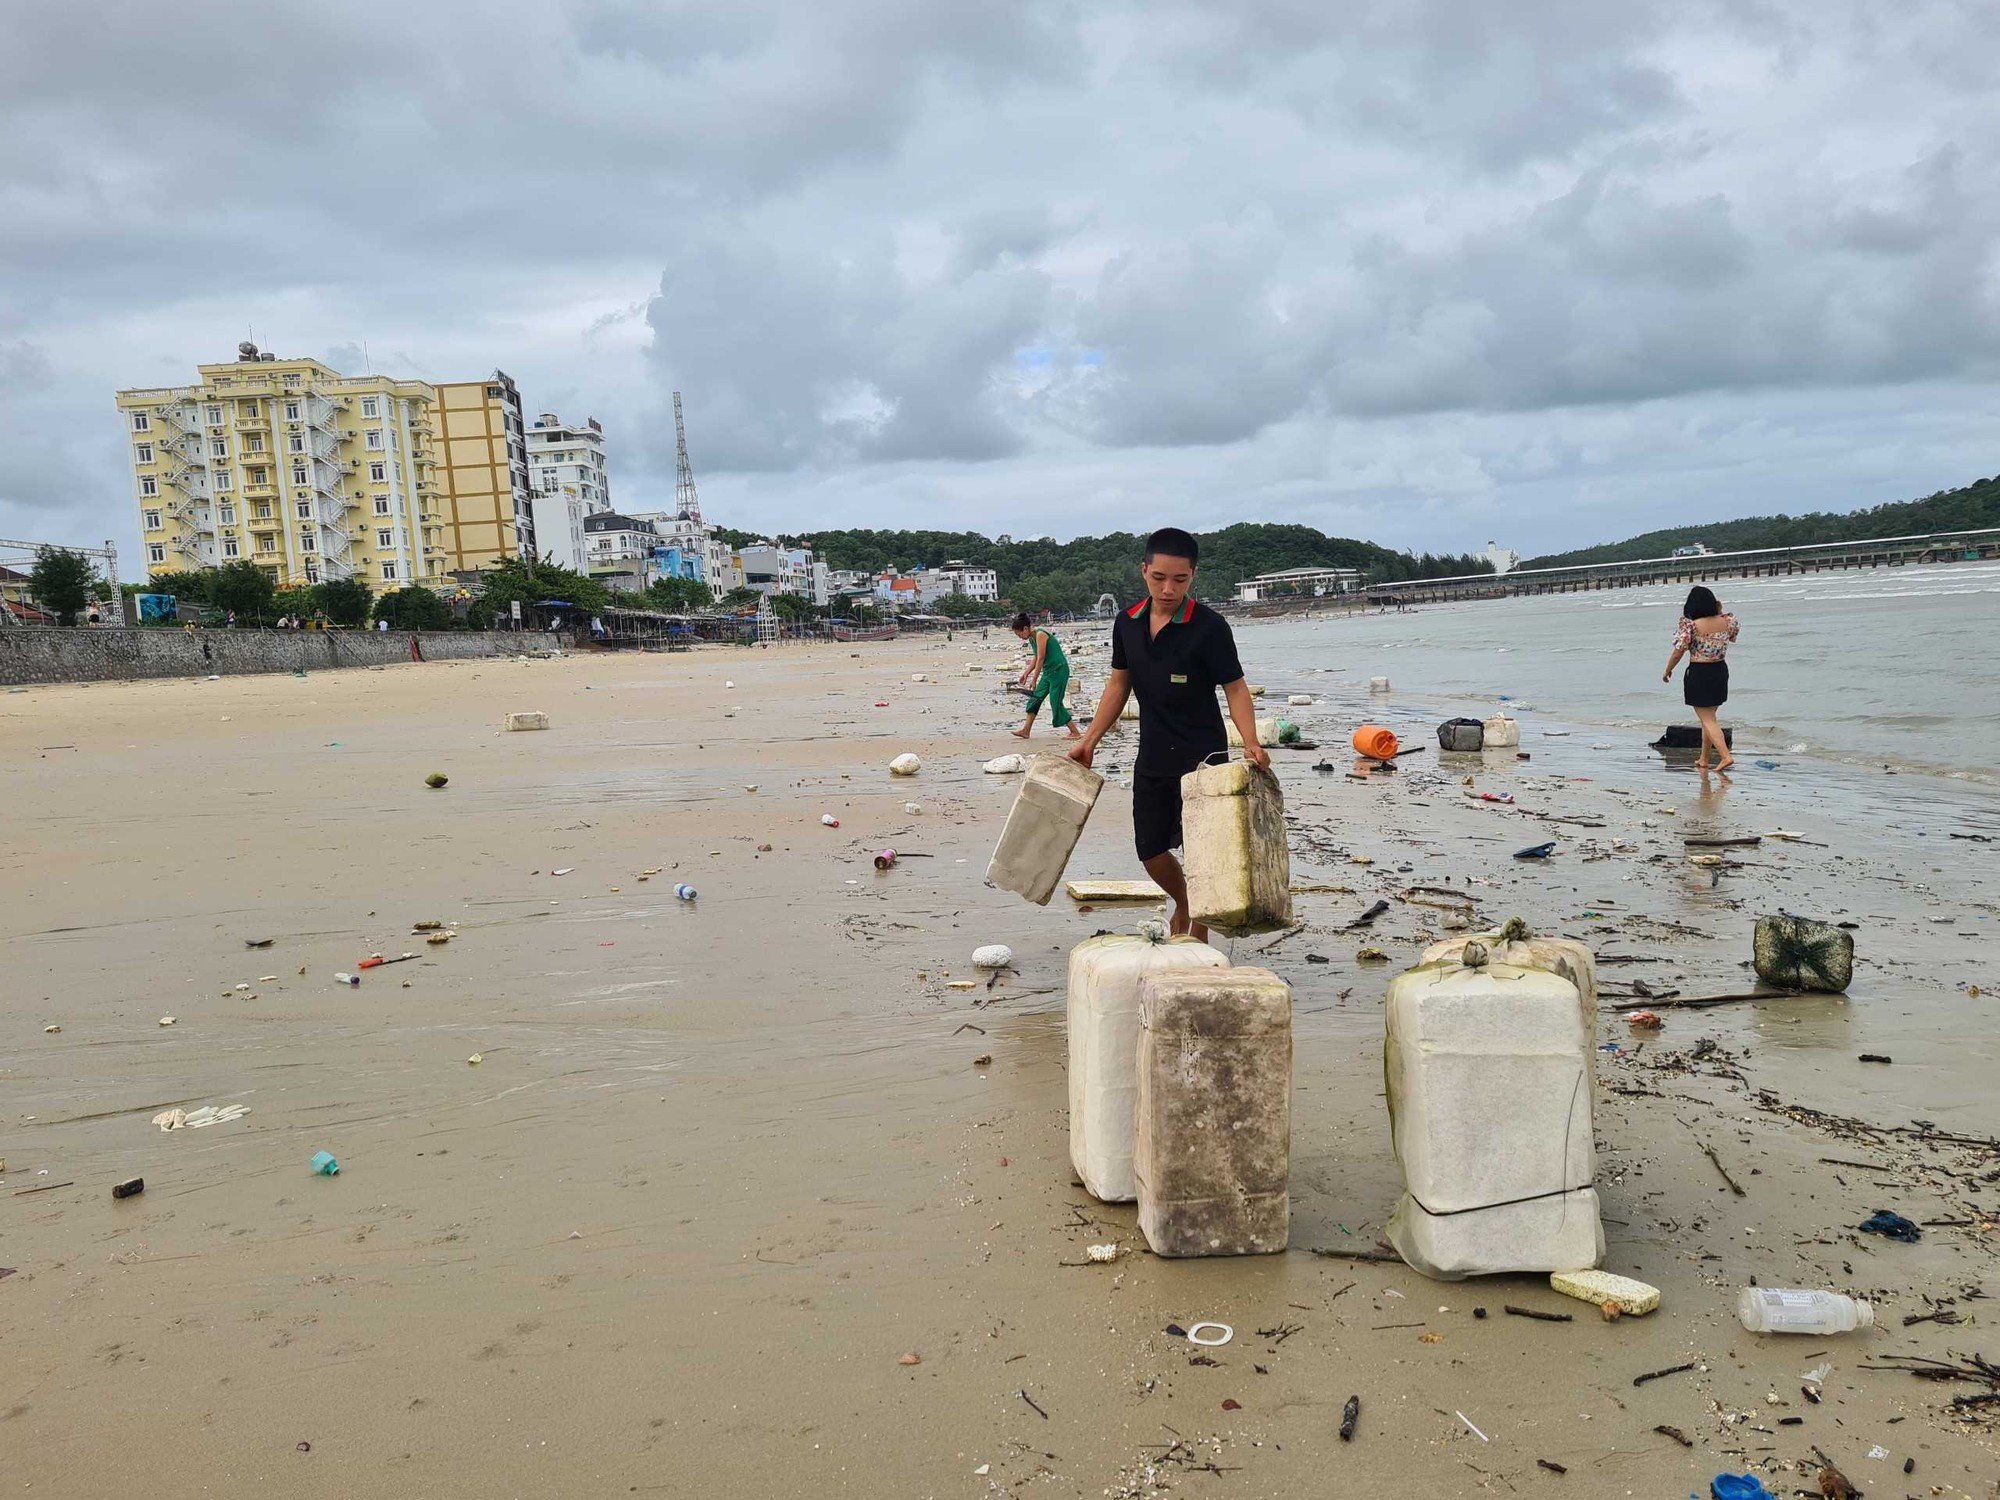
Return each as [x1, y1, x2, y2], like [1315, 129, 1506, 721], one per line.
[1142, 527, 1199, 568]
[1010, 611, 1031, 631]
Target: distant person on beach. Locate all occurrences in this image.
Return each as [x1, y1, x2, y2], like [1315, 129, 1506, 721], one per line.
[1068, 528, 1267, 940]
[1663, 585, 1739, 773]
[1010, 612, 1081, 740]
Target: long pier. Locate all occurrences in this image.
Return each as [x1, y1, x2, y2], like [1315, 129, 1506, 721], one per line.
[1364, 526, 2000, 604]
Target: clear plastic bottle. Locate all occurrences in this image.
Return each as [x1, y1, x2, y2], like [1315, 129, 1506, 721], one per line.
[1736, 1287, 1874, 1334]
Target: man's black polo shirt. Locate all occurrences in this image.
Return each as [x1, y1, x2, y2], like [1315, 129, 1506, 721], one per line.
[1110, 596, 1246, 776]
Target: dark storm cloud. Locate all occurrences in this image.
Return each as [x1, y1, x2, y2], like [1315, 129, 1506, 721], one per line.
[3, 0, 1998, 558]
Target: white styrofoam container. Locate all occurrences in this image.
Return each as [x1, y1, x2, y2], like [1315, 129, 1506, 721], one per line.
[1181, 759, 1293, 936]
[1482, 715, 1520, 748]
[1068, 931, 1229, 1202]
[505, 711, 549, 731]
[1385, 955, 1602, 1279]
[986, 755, 1103, 905]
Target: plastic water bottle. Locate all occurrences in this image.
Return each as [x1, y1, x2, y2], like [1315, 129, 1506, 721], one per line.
[309, 1151, 339, 1176]
[333, 971, 360, 987]
[1736, 1287, 1874, 1334]
[821, 814, 840, 827]
[674, 883, 697, 902]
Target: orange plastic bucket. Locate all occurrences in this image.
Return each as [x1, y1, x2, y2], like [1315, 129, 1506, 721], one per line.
[1352, 725, 1399, 760]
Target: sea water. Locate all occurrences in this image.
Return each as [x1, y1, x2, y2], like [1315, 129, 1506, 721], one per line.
[1237, 561, 2000, 783]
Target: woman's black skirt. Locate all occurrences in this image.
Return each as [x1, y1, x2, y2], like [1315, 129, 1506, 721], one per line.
[1684, 660, 1729, 709]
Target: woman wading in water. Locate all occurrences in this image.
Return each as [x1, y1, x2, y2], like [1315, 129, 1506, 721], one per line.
[1662, 585, 1739, 773]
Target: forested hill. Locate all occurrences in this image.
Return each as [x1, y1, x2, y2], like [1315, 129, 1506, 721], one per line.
[777, 523, 1490, 614]
[1525, 475, 2000, 569]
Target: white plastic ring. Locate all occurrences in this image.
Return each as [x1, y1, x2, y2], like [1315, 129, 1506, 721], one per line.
[1186, 1322, 1233, 1347]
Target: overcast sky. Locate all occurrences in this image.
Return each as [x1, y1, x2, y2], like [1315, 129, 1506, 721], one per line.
[4, 0, 1997, 570]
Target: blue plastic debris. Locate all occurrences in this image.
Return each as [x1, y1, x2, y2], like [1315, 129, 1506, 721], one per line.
[1859, 1208, 1920, 1243]
[1709, 1476, 1774, 1500]
[1753, 759, 1780, 770]
[309, 1151, 339, 1176]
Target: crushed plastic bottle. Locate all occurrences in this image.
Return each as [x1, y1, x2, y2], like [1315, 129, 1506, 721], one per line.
[1736, 1287, 1874, 1334]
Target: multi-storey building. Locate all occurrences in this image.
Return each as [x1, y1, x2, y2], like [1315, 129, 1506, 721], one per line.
[116, 344, 445, 590]
[431, 373, 533, 571]
[526, 412, 610, 575]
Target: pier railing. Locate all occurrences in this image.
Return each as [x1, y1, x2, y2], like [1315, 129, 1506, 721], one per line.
[1362, 527, 2000, 603]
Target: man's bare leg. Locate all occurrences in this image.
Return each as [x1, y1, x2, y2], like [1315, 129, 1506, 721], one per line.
[1142, 852, 1208, 942]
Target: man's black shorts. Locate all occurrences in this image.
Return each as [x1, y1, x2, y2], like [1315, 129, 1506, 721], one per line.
[1131, 771, 1184, 862]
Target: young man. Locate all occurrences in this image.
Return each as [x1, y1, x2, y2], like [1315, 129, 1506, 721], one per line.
[1068, 528, 1267, 940]
[1010, 612, 1082, 740]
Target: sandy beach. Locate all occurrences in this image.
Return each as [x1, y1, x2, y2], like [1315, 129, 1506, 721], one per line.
[3, 635, 1997, 1498]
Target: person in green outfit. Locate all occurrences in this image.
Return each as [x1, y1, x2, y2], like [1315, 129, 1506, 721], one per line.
[1010, 612, 1082, 740]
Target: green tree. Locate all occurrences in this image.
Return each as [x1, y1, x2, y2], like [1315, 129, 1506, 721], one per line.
[721, 586, 763, 610]
[470, 555, 613, 619]
[205, 560, 278, 622]
[373, 586, 450, 631]
[147, 569, 212, 604]
[768, 591, 818, 622]
[314, 576, 373, 627]
[643, 576, 711, 612]
[273, 585, 318, 621]
[30, 547, 95, 626]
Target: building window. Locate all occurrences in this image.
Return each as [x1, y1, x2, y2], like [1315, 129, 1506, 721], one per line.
[374, 496, 391, 516]
[284, 402, 300, 421]
[130, 411, 151, 433]
[252, 501, 271, 521]
[486, 385, 504, 399]
[365, 428, 383, 450]
[139, 475, 158, 497]
[239, 400, 259, 418]
[211, 438, 228, 459]
[247, 466, 266, 485]
[143, 509, 162, 530]
[304, 562, 319, 583]
[205, 404, 222, 425]
[218, 503, 235, 525]
[377, 528, 394, 549]
[360, 396, 379, 418]
[292, 465, 308, 486]
[147, 543, 166, 564]
[257, 535, 277, 554]
[245, 433, 264, 454]
[300, 533, 316, 552]
[380, 560, 399, 581]
[213, 470, 232, 491]
[287, 434, 305, 453]
[368, 460, 386, 483]
[296, 499, 313, 519]
[134, 441, 154, 464]
[223, 537, 240, 558]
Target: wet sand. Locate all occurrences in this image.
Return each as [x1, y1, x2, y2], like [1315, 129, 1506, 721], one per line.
[2, 639, 1997, 1497]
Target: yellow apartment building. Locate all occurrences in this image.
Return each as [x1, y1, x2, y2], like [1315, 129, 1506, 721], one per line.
[430, 372, 535, 572]
[116, 344, 448, 592]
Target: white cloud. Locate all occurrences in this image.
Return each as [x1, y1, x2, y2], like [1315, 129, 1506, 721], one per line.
[3, 0, 1996, 562]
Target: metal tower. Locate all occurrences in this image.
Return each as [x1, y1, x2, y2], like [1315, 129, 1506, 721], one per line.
[673, 391, 702, 523]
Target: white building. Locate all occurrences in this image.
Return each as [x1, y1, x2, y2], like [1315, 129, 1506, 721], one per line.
[529, 488, 587, 573]
[582, 511, 657, 590]
[1234, 565, 1363, 602]
[938, 559, 1000, 601]
[734, 543, 827, 604]
[1482, 541, 1520, 575]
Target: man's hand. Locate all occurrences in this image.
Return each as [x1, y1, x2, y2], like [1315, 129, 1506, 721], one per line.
[1067, 737, 1096, 768]
[1243, 742, 1271, 772]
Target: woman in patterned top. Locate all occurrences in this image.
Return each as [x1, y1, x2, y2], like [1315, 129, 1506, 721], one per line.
[1662, 585, 1739, 773]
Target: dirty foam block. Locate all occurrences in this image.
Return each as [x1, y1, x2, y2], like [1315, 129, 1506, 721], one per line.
[505, 711, 550, 732]
[1550, 1268, 1659, 1315]
[1134, 966, 1291, 1257]
[1752, 913, 1853, 993]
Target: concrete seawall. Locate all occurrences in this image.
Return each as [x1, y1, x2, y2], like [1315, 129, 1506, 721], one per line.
[0, 628, 564, 686]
